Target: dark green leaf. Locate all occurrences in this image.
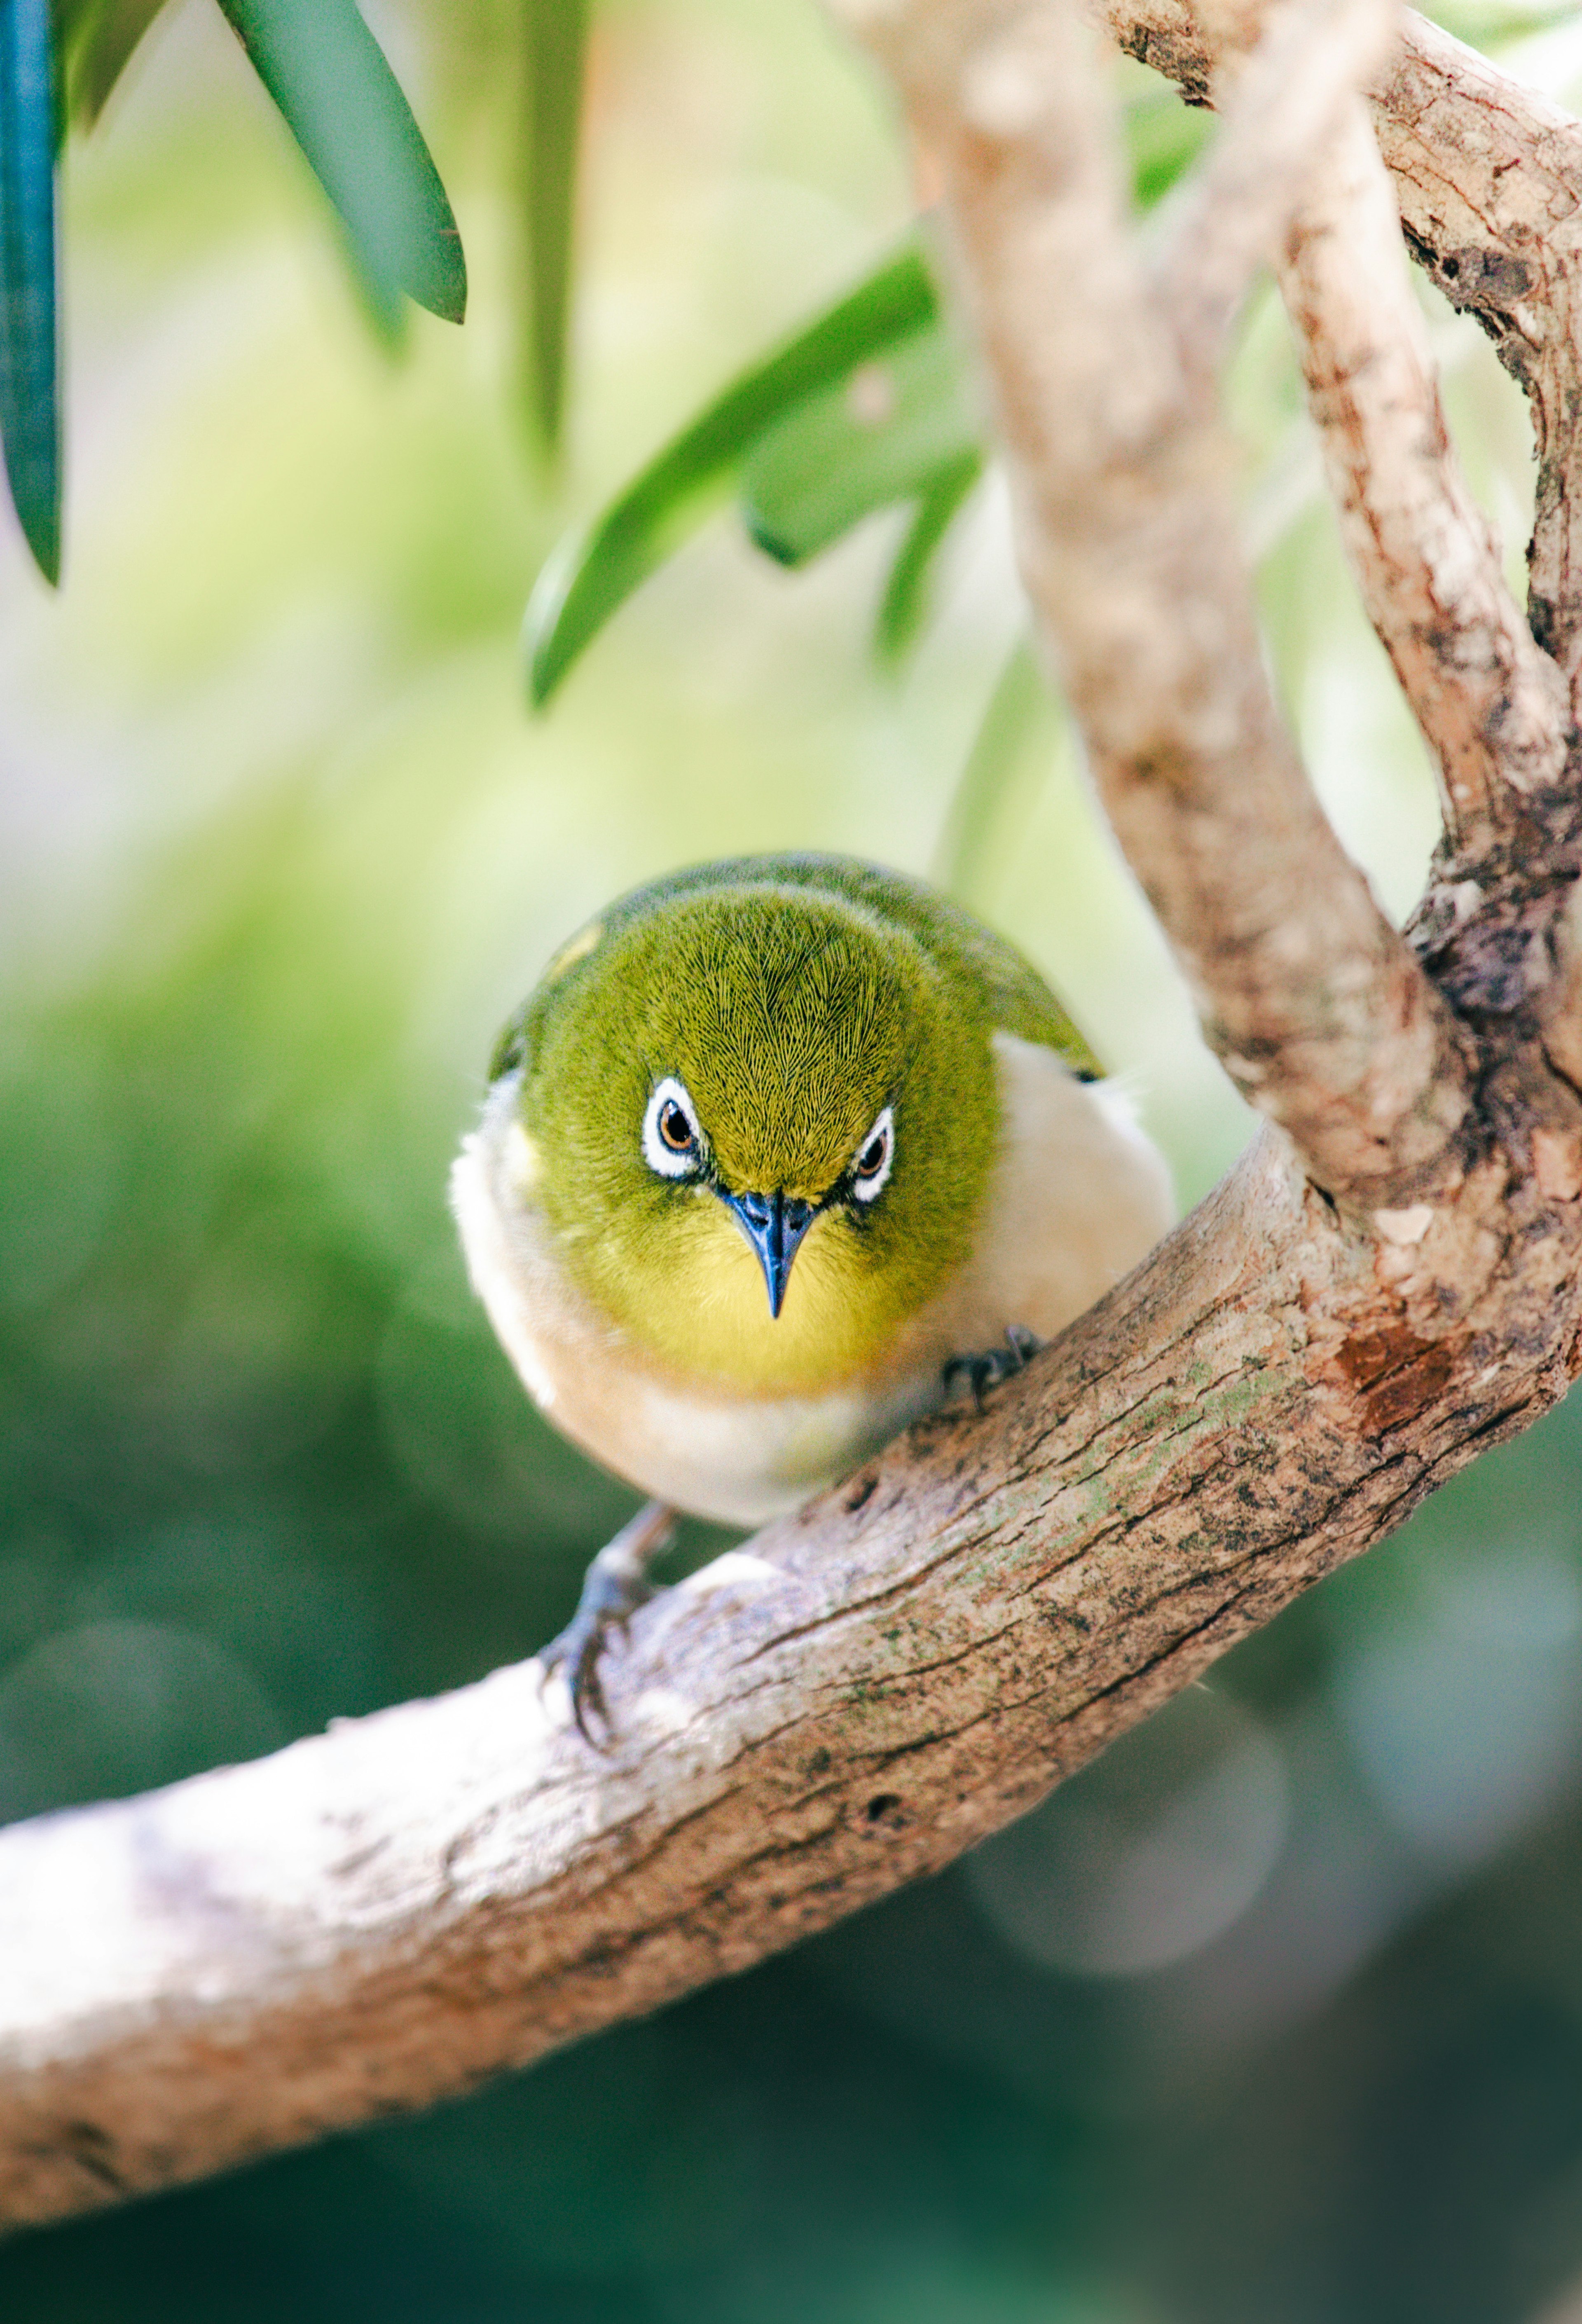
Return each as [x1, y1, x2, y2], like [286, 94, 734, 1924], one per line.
[525, 236, 937, 704]
[59, 0, 166, 129]
[740, 316, 977, 569]
[1, 0, 60, 583]
[215, 0, 466, 330]
[875, 449, 981, 664]
[522, 0, 587, 457]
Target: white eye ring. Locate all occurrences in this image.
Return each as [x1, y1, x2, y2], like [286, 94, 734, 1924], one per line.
[642, 1076, 706, 1179]
[851, 1105, 894, 1203]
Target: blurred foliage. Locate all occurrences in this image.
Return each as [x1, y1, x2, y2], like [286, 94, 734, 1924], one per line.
[211, 0, 466, 331]
[521, 0, 590, 452]
[527, 83, 1211, 704]
[4, 0, 464, 579]
[5, 0, 1582, 2319]
[524, 236, 941, 703]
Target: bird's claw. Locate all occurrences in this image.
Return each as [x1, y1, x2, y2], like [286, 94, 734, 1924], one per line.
[539, 1575, 655, 1746]
[537, 1504, 672, 1746]
[539, 1615, 610, 1745]
[943, 1325, 1044, 1414]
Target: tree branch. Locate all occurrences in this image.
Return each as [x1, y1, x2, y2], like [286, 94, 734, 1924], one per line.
[845, 0, 1470, 1205]
[1103, 0, 1582, 697]
[1161, 0, 1574, 839]
[1104, 0, 1582, 1085]
[1278, 95, 1570, 839]
[1370, 15, 1582, 700]
[1161, 0, 1397, 380]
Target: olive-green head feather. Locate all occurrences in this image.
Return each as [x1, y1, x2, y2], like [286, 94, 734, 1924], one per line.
[490, 857, 1097, 1393]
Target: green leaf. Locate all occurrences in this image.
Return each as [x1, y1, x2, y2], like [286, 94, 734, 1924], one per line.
[525, 236, 938, 705]
[1, 0, 61, 583]
[215, 0, 466, 330]
[875, 449, 981, 664]
[527, 68, 1217, 703]
[59, 0, 166, 129]
[522, 0, 588, 457]
[740, 315, 978, 569]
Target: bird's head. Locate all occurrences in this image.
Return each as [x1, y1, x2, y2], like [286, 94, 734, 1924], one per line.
[493, 878, 1000, 1390]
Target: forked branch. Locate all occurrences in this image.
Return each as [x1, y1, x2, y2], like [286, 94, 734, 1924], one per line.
[1162, 0, 1397, 378]
[1103, 0, 1582, 698]
[845, 0, 1469, 1205]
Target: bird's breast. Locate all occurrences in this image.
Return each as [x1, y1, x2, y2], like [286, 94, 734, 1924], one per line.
[450, 1035, 1175, 1526]
[450, 1106, 936, 1524]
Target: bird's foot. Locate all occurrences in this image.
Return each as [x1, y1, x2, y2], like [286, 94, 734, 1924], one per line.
[943, 1325, 1044, 1415]
[539, 1501, 676, 1745]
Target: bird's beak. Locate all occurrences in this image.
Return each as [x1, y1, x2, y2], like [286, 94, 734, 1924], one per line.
[719, 1188, 817, 1318]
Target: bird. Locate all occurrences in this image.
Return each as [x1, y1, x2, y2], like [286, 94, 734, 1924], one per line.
[451, 853, 1174, 1734]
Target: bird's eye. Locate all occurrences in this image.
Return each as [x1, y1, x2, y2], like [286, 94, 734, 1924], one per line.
[642, 1077, 705, 1180]
[851, 1105, 894, 1203]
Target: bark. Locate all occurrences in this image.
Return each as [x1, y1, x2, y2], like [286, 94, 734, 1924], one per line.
[1106, 4, 1582, 697]
[1277, 97, 1570, 841]
[6, 0, 1582, 2237]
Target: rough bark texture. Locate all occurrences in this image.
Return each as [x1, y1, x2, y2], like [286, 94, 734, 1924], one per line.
[1106, 4, 1582, 697]
[7, 0, 1582, 2238]
[1278, 99, 1570, 837]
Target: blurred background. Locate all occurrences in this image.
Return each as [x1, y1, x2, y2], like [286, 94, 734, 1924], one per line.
[4, 0, 1582, 2315]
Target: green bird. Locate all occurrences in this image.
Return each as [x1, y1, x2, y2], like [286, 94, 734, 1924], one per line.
[452, 854, 1173, 1732]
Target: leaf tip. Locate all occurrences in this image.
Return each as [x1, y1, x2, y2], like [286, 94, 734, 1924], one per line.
[4, 462, 62, 588]
[426, 231, 468, 325]
[522, 536, 581, 707]
[740, 505, 801, 569]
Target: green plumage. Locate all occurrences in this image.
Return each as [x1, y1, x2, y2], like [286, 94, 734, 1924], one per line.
[490, 854, 1101, 1084]
[486, 855, 1104, 1392]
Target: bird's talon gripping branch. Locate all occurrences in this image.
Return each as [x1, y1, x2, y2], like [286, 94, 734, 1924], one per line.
[943, 1325, 1044, 1415]
[538, 1501, 675, 1743]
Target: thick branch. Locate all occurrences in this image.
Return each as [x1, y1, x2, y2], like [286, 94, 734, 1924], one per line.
[840, 0, 1470, 1205]
[4, 1127, 1582, 2229]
